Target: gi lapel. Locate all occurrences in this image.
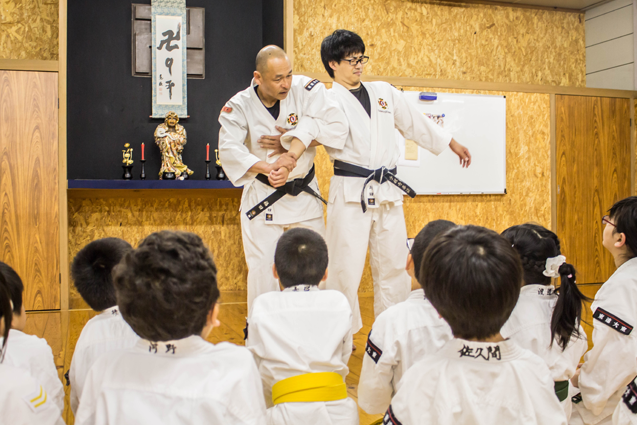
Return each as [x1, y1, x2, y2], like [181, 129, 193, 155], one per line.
[249, 78, 288, 159]
[364, 82, 381, 169]
[332, 81, 371, 158]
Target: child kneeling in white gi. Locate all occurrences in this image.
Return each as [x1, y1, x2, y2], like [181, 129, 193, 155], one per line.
[69, 238, 139, 414]
[246, 228, 358, 425]
[358, 219, 454, 414]
[500, 224, 588, 420]
[75, 231, 267, 425]
[385, 225, 567, 425]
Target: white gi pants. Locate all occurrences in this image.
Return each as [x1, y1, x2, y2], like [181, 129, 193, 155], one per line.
[324, 193, 411, 334]
[241, 212, 325, 311]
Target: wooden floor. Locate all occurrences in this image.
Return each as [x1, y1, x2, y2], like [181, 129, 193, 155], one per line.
[25, 285, 602, 425]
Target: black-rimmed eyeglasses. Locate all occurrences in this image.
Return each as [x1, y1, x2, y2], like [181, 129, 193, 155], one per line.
[343, 56, 369, 66]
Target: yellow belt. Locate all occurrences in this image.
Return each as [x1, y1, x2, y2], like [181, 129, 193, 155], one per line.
[272, 372, 347, 405]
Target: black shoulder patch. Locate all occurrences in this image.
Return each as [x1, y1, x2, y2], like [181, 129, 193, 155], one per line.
[623, 378, 637, 414]
[594, 307, 633, 335]
[304, 79, 320, 91]
[383, 405, 404, 425]
[365, 331, 383, 364]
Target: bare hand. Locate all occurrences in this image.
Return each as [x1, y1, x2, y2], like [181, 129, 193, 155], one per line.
[449, 139, 472, 168]
[269, 167, 289, 188]
[273, 152, 297, 173]
[259, 126, 289, 158]
[571, 367, 581, 388]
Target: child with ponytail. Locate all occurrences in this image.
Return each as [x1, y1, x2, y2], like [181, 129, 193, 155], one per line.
[501, 223, 589, 419]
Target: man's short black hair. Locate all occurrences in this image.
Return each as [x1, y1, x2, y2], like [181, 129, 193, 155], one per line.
[608, 196, 637, 259]
[114, 231, 219, 341]
[274, 228, 328, 287]
[71, 238, 132, 311]
[412, 220, 456, 283]
[320, 29, 366, 78]
[0, 262, 23, 314]
[420, 225, 522, 340]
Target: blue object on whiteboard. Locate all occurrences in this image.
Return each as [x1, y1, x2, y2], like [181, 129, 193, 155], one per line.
[419, 92, 437, 101]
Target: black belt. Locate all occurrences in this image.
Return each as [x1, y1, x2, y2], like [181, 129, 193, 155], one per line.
[333, 160, 416, 213]
[245, 164, 326, 220]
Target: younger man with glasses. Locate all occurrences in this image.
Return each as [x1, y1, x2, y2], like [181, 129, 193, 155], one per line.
[320, 30, 472, 335]
[571, 196, 637, 425]
[358, 220, 454, 415]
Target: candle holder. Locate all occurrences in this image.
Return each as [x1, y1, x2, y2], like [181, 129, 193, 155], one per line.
[215, 164, 226, 180]
[205, 160, 211, 180]
[140, 160, 146, 180]
[122, 165, 133, 180]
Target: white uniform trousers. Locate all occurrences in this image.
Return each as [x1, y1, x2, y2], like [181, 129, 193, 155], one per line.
[325, 195, 411, 334]
[241, 213, 325, 310]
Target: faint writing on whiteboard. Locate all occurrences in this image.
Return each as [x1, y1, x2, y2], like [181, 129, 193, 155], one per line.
[156, 16, 182, 105]
[425, 113, 445, 127]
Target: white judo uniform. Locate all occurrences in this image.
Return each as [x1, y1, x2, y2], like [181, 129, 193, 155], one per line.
[0, 329, 64, 411]
[0, 363, 65, 425]
[75, 335, 267, 425]
[500, 284, 588, 419]
[246, 285, 358, 425]
[572, 258, 637, 425]
[323, 81, 452, 333]
[612, 377, 637, 425]
[358, 288, 453, 414]
[219, 76, 347, 310]
[69, 306, 139, 414]
[384, 338, 568, 425]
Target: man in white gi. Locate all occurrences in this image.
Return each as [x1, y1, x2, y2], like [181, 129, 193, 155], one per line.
[571, 197, 637, 425]
[246, 228, 358, 425]
[319, 30, 472, 334]
[68, 238, 139, 414]
[219, 45, 347, 310]
[75, 231, 267, 425]
[385, 225, 567, 425]
[0, 262, 64, 412]
[358, 220, 454, 415]
[613, 377, 637, 425]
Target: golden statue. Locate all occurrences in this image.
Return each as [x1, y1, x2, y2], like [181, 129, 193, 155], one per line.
[122, 143, 133, 165]
[154, 111, 193, 180]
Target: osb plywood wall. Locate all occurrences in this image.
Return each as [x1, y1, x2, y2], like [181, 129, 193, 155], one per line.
[67, 196, 246, 309]
[314, 88, 551, 292]
[0, 0, 59, 60]
[293, 0, 586, 87]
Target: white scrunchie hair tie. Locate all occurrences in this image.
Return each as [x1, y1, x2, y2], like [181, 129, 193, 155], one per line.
[543, 255, 566, 278]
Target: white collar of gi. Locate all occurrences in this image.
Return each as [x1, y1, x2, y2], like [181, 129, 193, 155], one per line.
[408, 288, 425, 301]
[443, 338, 522, 362]
[282, 284, 320, 293]
[136, 335, 210, 356]
[616, 256, 637, 273]
[100, 305, 121, 317]
[520, 284, 556, 297]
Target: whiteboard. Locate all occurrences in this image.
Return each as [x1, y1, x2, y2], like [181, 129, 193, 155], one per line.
[396, 92, 506, 195]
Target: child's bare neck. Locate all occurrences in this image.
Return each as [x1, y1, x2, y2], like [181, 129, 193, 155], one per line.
[466, 333, 505, 343]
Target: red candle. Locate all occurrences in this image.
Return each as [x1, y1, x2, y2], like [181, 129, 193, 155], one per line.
[206, 143, 210, 161]
[141, 143, 145, 161]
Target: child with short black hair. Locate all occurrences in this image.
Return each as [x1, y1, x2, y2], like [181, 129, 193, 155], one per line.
[0, 271, 64, 424]
[69, 237, 139, 414]
[0, 261, 64, 412]
[500, 224, 588, 419]
[572, 196, 637, 425]
[75, 231, 266, 425]
[246, 228, 358, 425]
[385, 225, 566, 425]
[358, 219, 454, 414]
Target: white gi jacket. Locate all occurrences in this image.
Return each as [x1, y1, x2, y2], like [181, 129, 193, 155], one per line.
[358, 289, 453, 414]
[0, 329, 64, 411]
[0, 363, 65, 425]
[69, 306, 139, 414]
[218, 75, 347, 225]
[575, 258, 637, 424]
[75, 335, 267, 425]
[246, 285, 358, 425]
[324, 81, 452, 207]
[385, 338, 567, 425]
[501, 285, 588, 418]
[613, 377, 637, 425]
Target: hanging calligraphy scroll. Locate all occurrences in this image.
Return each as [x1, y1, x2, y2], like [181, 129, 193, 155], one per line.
[151, 0, 187, 118]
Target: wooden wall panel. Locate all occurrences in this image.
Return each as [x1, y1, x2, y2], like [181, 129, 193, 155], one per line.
[0, 0, 59, 60]
[293, 0, 585, 87]
[556, 95, 631, 284]
[67, 196, 247, 309]
[0, 71, 59, 310]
